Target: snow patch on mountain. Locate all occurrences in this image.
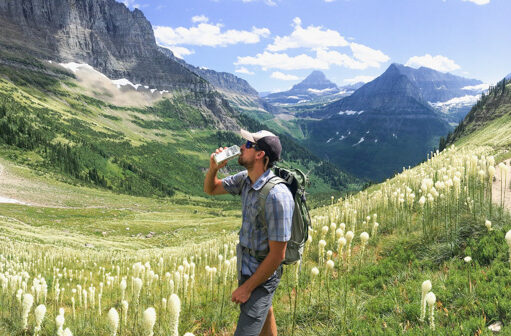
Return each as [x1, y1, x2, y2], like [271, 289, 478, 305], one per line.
[430, 94, 481, 113]
[339, 110, 364, 116]
[462, 83, 490, 91]
[59, 62, 168, 94]
[307, 87, 337, 95]
[353, 137, 365, 146]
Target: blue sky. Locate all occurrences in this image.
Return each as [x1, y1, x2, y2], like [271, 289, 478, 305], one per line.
[121, 0, 510, 92]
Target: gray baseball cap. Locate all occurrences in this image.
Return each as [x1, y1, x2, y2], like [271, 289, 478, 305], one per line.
[240, 129, 282, 164]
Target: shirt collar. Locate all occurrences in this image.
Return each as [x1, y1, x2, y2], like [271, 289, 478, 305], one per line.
[249, 169, 274, 191]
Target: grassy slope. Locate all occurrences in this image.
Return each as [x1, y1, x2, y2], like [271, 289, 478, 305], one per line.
[0, 60, 362, 205]
[4, 55, 511, 335]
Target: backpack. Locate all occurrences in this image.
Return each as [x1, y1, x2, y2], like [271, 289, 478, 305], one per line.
[244, 166, 312, 265]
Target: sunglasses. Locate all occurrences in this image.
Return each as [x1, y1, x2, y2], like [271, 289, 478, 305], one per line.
[245, 140, 258, 149]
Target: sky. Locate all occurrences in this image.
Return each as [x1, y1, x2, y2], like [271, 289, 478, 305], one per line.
[120, 0, 510, 93]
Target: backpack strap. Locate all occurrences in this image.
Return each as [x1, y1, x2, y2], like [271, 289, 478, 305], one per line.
[243, 176, 287, 262]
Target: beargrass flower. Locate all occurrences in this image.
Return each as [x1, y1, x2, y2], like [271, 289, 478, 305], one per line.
[372, 222, 379, 237]
[120, 278, 127, 301]
[485, 220, 492, 231]
[34, 304, 46, 336]
[321, 226, 329, 238]
[425, 292, 436, 330]
[420, 280, 432, 322]
[56, 314, 65, 336]
[335, 228, 344, 239]
[108, 308, 119, 336]
[506, 230, 511, 270]
[168, 294, 181, 336]
[143, 307, 157, 336]
[133, 277, 142, 303]
[121, 300, 128, 326]
[326, 250, 333, 260]
[337, 237, 346, 257]
[63, 328, 73, 336]
[318, 240, 327, 264]
[345, 231, 354, 263]
[22, 293, 34, 329]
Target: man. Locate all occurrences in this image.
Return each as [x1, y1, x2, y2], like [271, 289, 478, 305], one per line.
[204, 129, 294, 336]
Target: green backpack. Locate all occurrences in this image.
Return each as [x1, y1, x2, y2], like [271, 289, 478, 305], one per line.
[246, 166, 312, 265]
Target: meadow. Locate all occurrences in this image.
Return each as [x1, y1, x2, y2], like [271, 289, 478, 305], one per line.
[2, 142, 511, 336]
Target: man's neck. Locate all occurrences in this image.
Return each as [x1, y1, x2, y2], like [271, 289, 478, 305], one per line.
[247, 165, 267, 184]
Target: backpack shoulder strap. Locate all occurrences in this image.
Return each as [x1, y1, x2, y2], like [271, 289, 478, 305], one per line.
[259, 176, 287, 210]
[245, 176, 287, 260]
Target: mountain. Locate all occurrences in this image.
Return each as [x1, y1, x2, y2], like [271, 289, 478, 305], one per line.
[0, 0, 362, 200]
[506, 73, 511, 80]
[158, 47, 279, 115]
[295, 64, 461, 180]
[444, 77, 511, 148]
[0, 0, 209, 92]
[314, 64, 483, 123]
[264, 71, 347, 105]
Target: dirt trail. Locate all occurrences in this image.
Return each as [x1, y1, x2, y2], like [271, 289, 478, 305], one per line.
[492, 159, 511, 211]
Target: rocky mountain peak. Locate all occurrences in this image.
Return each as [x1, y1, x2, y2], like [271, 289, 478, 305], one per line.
[292, 70, 338, 91]
[0, 0, 208, 92]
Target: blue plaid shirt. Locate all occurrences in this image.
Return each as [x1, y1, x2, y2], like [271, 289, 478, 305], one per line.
[223, 169, 294, 276]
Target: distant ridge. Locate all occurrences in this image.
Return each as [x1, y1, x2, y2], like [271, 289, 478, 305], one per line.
[294, 63, 484, 180]
[264, 70, 343, 105]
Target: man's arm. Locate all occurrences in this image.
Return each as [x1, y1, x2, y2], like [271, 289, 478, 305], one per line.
[204, 147, 228, 195]
[231, 240, 286, 304]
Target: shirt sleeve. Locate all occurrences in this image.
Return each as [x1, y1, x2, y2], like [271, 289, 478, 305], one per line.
[222, 170, 248, 196]
[265, 184, 294, 242]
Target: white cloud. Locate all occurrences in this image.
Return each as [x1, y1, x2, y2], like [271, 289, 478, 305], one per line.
[241, 0, 277, 6]
[236, 47, 388, 71]
[191, 15, 209, 23]
[462, 0, 490, 5]
[153, 22, 270, 48]
[122, 0, 148, 9]
[350, 43, 390, 67]
[271, 72, 300, 80]
[167, 46, 195, 59]
[235, 67, 255, 75]
[405, 54, 461, 72]
[267, 17, 348, 52]
[236, 51, 321, 71]
[343, 75, 376, 85]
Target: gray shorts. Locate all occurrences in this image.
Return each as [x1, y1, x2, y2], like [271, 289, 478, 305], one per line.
[234, 267, 283, 336]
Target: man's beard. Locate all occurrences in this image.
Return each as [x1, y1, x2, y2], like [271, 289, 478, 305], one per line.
[238, 155, 253, 169]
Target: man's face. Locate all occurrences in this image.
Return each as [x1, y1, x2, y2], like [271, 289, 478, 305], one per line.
[238, 140, 259, 168]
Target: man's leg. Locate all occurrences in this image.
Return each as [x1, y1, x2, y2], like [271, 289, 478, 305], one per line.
[259, 305, 277, 336]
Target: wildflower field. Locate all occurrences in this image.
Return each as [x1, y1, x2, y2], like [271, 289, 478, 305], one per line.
[2, 143, 511, 335]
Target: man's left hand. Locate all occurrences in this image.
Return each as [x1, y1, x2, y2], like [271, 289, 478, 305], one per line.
[231, 285, 251, 304]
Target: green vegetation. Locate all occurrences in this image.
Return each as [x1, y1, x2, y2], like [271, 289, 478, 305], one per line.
[0, 61, 361, 202]
[6, 57, 511, 335]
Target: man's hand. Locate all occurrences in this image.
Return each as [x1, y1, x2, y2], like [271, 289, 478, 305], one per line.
[231, 284, 252, 304]
[210, 147, 229, 171]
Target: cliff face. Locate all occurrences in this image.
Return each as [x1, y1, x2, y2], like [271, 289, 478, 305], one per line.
[0, 0, 207, 91]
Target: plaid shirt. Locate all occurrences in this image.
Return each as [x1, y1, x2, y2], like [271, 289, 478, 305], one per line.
[223, 169, 294, 276]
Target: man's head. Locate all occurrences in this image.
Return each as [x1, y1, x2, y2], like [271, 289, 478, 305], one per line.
[239, 129, 282, 170]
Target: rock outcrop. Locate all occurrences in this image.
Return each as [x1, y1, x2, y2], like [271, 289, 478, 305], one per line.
[0, 0, 206, 91]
